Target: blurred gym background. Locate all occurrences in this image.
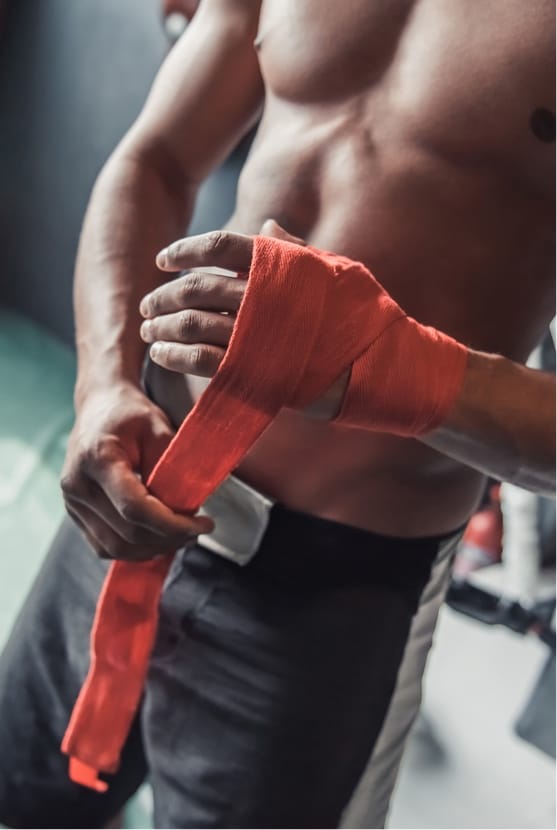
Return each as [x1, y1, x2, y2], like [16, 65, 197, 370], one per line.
[0, 2, 554, 827]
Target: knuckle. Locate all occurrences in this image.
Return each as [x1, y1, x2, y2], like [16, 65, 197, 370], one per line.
[82, 437, 114, 472]
[230, 279, 246, 307]
[167, 238, 186, 262]
[189, 345, 205, 371]
[179, 309, 198, 339]
[180, 271, 202, 302]
[60, 472, 78, 496]
[81, 445, 98, 472]
[160, 343, 173, 363]
[190, 345, 213, 374]
[61, 463, 95, 498]
[204, 230, 228, 257]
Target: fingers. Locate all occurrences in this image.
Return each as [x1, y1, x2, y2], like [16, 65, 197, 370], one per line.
[259, 218, 307, 247]
[140, 308, 235, 348]
[141, 310, 231, 375]
[139, 272, 239, 378]
[66, 477, 185, 547]
[66, 501, 179, 563]
[155, 230, 254, 274]
[86, 452, 213, 539]
[149, 342, 225, 376]
[152, 223, 303, 287]
[61, 439, 215, 563]
[141, 271, 245, 318]
[61, 384, 217, 562]
[66, 505, 111, 560]
[142, 223, 304, 380]
[65, 470, 214, 562]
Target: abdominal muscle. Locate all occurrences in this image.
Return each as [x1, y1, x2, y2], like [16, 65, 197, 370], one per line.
[149, 152, 494, 534]
[150, 365, 484, 538]
[148, 0, 556, 536]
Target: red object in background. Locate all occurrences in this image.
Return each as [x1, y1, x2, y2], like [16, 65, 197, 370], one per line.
[454, 484, 503, 578]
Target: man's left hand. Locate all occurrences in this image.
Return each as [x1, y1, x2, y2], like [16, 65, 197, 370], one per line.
[139, 220, 348, 419]
[140, 220, 301, 378]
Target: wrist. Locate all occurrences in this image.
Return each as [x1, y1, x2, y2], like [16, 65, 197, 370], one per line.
[74, 339, 147, 408]
[429, 349, 499, 435]
[74, 371, 143, 414]
[335, 315, 469, 437]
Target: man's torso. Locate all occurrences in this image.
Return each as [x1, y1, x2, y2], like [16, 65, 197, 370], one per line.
[155, 0, 555, 535]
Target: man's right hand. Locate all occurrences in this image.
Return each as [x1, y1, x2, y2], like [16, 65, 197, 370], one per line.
[60, 382, 213, 562]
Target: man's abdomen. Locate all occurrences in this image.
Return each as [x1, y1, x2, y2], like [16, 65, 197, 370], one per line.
[148, 363, 485, 537]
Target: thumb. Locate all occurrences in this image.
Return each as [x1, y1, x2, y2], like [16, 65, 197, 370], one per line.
[140, 411, 176, 481]
[259, 218, 307, 247]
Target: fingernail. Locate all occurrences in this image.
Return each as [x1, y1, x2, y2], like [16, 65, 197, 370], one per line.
[156, 248, 168, 268]
[150, 342, 161, 358]
[140, 296, 150, 317]
[140, 321, 151, 341]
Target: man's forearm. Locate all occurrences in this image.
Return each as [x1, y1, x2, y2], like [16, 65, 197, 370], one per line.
[422, 350, 556, 495]
[73, 148, 195, 407]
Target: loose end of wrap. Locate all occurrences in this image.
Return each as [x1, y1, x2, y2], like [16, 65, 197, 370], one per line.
[68, 757, 109, 793]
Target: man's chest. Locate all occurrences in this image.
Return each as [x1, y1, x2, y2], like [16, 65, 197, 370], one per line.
[257, 0, 554, 193]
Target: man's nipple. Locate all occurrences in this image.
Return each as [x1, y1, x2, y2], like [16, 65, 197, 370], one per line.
[530, 108, 556, 143]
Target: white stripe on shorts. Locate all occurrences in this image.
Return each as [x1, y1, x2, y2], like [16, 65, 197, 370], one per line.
[342, 531, 462, 829]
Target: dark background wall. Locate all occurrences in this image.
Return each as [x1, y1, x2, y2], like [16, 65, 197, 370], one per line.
[0, 0, 245, 345]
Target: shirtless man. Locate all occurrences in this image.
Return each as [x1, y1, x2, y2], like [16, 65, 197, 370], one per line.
[0, 1, 554, 827]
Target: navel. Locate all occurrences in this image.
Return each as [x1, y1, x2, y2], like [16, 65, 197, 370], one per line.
[530, 107, 556, 143]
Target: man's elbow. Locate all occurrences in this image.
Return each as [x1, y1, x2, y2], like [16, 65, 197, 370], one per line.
[104, 131, 199, 208]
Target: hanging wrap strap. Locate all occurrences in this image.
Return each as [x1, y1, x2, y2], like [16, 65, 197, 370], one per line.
[61, 235, 467, 790]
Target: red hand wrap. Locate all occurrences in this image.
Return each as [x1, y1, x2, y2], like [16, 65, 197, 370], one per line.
[62, 236, 467, 789]
[336, 313, 468, 435]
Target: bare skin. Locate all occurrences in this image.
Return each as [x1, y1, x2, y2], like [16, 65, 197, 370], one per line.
[62, 0, 555, 559]
[140, 225, 555, 498]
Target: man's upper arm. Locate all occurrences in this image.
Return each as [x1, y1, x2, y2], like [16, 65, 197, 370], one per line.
[122, 0, 263, 187]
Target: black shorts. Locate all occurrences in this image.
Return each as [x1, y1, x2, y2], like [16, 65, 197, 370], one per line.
[0, 506, 460, 829]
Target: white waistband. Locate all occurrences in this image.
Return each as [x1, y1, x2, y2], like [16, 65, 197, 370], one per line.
[197, 475, 275, 566]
